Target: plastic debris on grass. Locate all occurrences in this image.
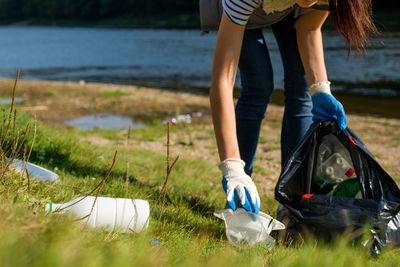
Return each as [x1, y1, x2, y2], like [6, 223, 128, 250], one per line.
[9, 158, 59, 182]
[163, 112, 203, 125]
[214, 208, 285, 249]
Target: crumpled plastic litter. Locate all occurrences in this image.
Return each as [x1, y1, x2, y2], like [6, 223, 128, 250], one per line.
[162, 112, 203, 125]
[214, 208, 285, 248]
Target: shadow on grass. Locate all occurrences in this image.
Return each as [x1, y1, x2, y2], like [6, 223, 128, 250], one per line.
[27, 143, 224, 237]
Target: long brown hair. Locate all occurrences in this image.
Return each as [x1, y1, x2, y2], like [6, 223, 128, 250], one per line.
[329, 0, 378, 56]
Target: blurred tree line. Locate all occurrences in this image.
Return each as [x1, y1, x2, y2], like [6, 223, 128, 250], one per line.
[0, 0, 198, 20]
[0, 0, 397, 22]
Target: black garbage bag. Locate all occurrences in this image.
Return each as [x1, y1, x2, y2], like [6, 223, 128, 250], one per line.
[275, 121, 400, 255]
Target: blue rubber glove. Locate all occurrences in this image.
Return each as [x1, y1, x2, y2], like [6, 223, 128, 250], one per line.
[219, 159, 260, 214]
[311, 81, 347, 130]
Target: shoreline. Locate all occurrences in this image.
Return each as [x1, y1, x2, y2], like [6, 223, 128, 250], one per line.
[270, 89, 400, 120]
[0, 78, 398, 196]
[3, 77, 397, 119]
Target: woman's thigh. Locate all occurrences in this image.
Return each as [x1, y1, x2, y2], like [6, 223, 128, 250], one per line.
[271, 14, 309, 100]
[271, 14, 313, 166]
[237, 28, 275, 120]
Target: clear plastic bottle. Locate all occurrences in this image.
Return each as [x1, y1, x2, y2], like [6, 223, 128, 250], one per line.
[320, 153, 355, 182]
[9, 158, 59, 182]
[315, 134, 356, 183]
[46, 196, 150, 233]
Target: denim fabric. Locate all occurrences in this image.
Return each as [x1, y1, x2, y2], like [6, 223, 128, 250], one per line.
[236, 13, 313, 175]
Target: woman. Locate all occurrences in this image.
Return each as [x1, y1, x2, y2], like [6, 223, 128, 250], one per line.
[210, 0, 377, 214]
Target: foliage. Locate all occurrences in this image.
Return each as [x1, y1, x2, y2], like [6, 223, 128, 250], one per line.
[0, 0, 198, 21]
[0, 0, 396, 23]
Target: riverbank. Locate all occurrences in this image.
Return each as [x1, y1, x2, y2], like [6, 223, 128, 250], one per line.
[0, 78, 398, 197]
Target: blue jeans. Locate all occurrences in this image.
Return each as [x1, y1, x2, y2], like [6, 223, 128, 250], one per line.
[236, 14, 313, 175]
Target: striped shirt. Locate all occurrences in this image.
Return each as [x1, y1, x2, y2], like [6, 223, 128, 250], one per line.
[222, 0, 261, 25]
[223, 0, 330, 26]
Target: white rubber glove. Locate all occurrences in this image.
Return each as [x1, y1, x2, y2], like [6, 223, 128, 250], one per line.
[219, 158, 260, 214]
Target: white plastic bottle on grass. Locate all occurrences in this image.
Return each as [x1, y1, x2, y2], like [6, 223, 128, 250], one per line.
[46, 196, 150, 233]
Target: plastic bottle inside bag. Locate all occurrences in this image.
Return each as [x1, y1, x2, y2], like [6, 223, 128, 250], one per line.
[315, 134, 356, 183]
[320, 153, 355, 182]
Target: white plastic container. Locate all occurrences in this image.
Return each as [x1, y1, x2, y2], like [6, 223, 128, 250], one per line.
[214, 208, 285, 248]
[46, 196, 150, 233]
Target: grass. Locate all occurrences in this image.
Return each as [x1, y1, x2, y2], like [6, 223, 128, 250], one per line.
[46, 89, 58, 97]
[100, 90, 133, 98]
[253, 165, 269, 176]
[259, 136, 267, 145]
[1, 77, 400, 266]
[133, 121, 172, 142]
[78, 128, 124, 141]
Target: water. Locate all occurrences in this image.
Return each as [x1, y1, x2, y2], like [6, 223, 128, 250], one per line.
[66, 113, 145, 130]
[0, 26, 399, 97]
[0, 97, 24, 104]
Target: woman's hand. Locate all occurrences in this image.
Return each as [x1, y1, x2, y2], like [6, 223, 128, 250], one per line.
[220, 159, 260, 214]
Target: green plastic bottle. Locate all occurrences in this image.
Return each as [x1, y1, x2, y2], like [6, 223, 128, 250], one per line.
[331, 178, 361, 197]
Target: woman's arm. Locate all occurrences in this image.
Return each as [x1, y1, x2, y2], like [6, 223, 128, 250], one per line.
[210, 14, 260, 214]
[210, 13, 245, 161]
[296, 10, 329, 86]
[296, 9, 347, 130]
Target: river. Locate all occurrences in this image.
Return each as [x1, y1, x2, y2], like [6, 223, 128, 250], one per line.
[0, 26, 399, 97]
